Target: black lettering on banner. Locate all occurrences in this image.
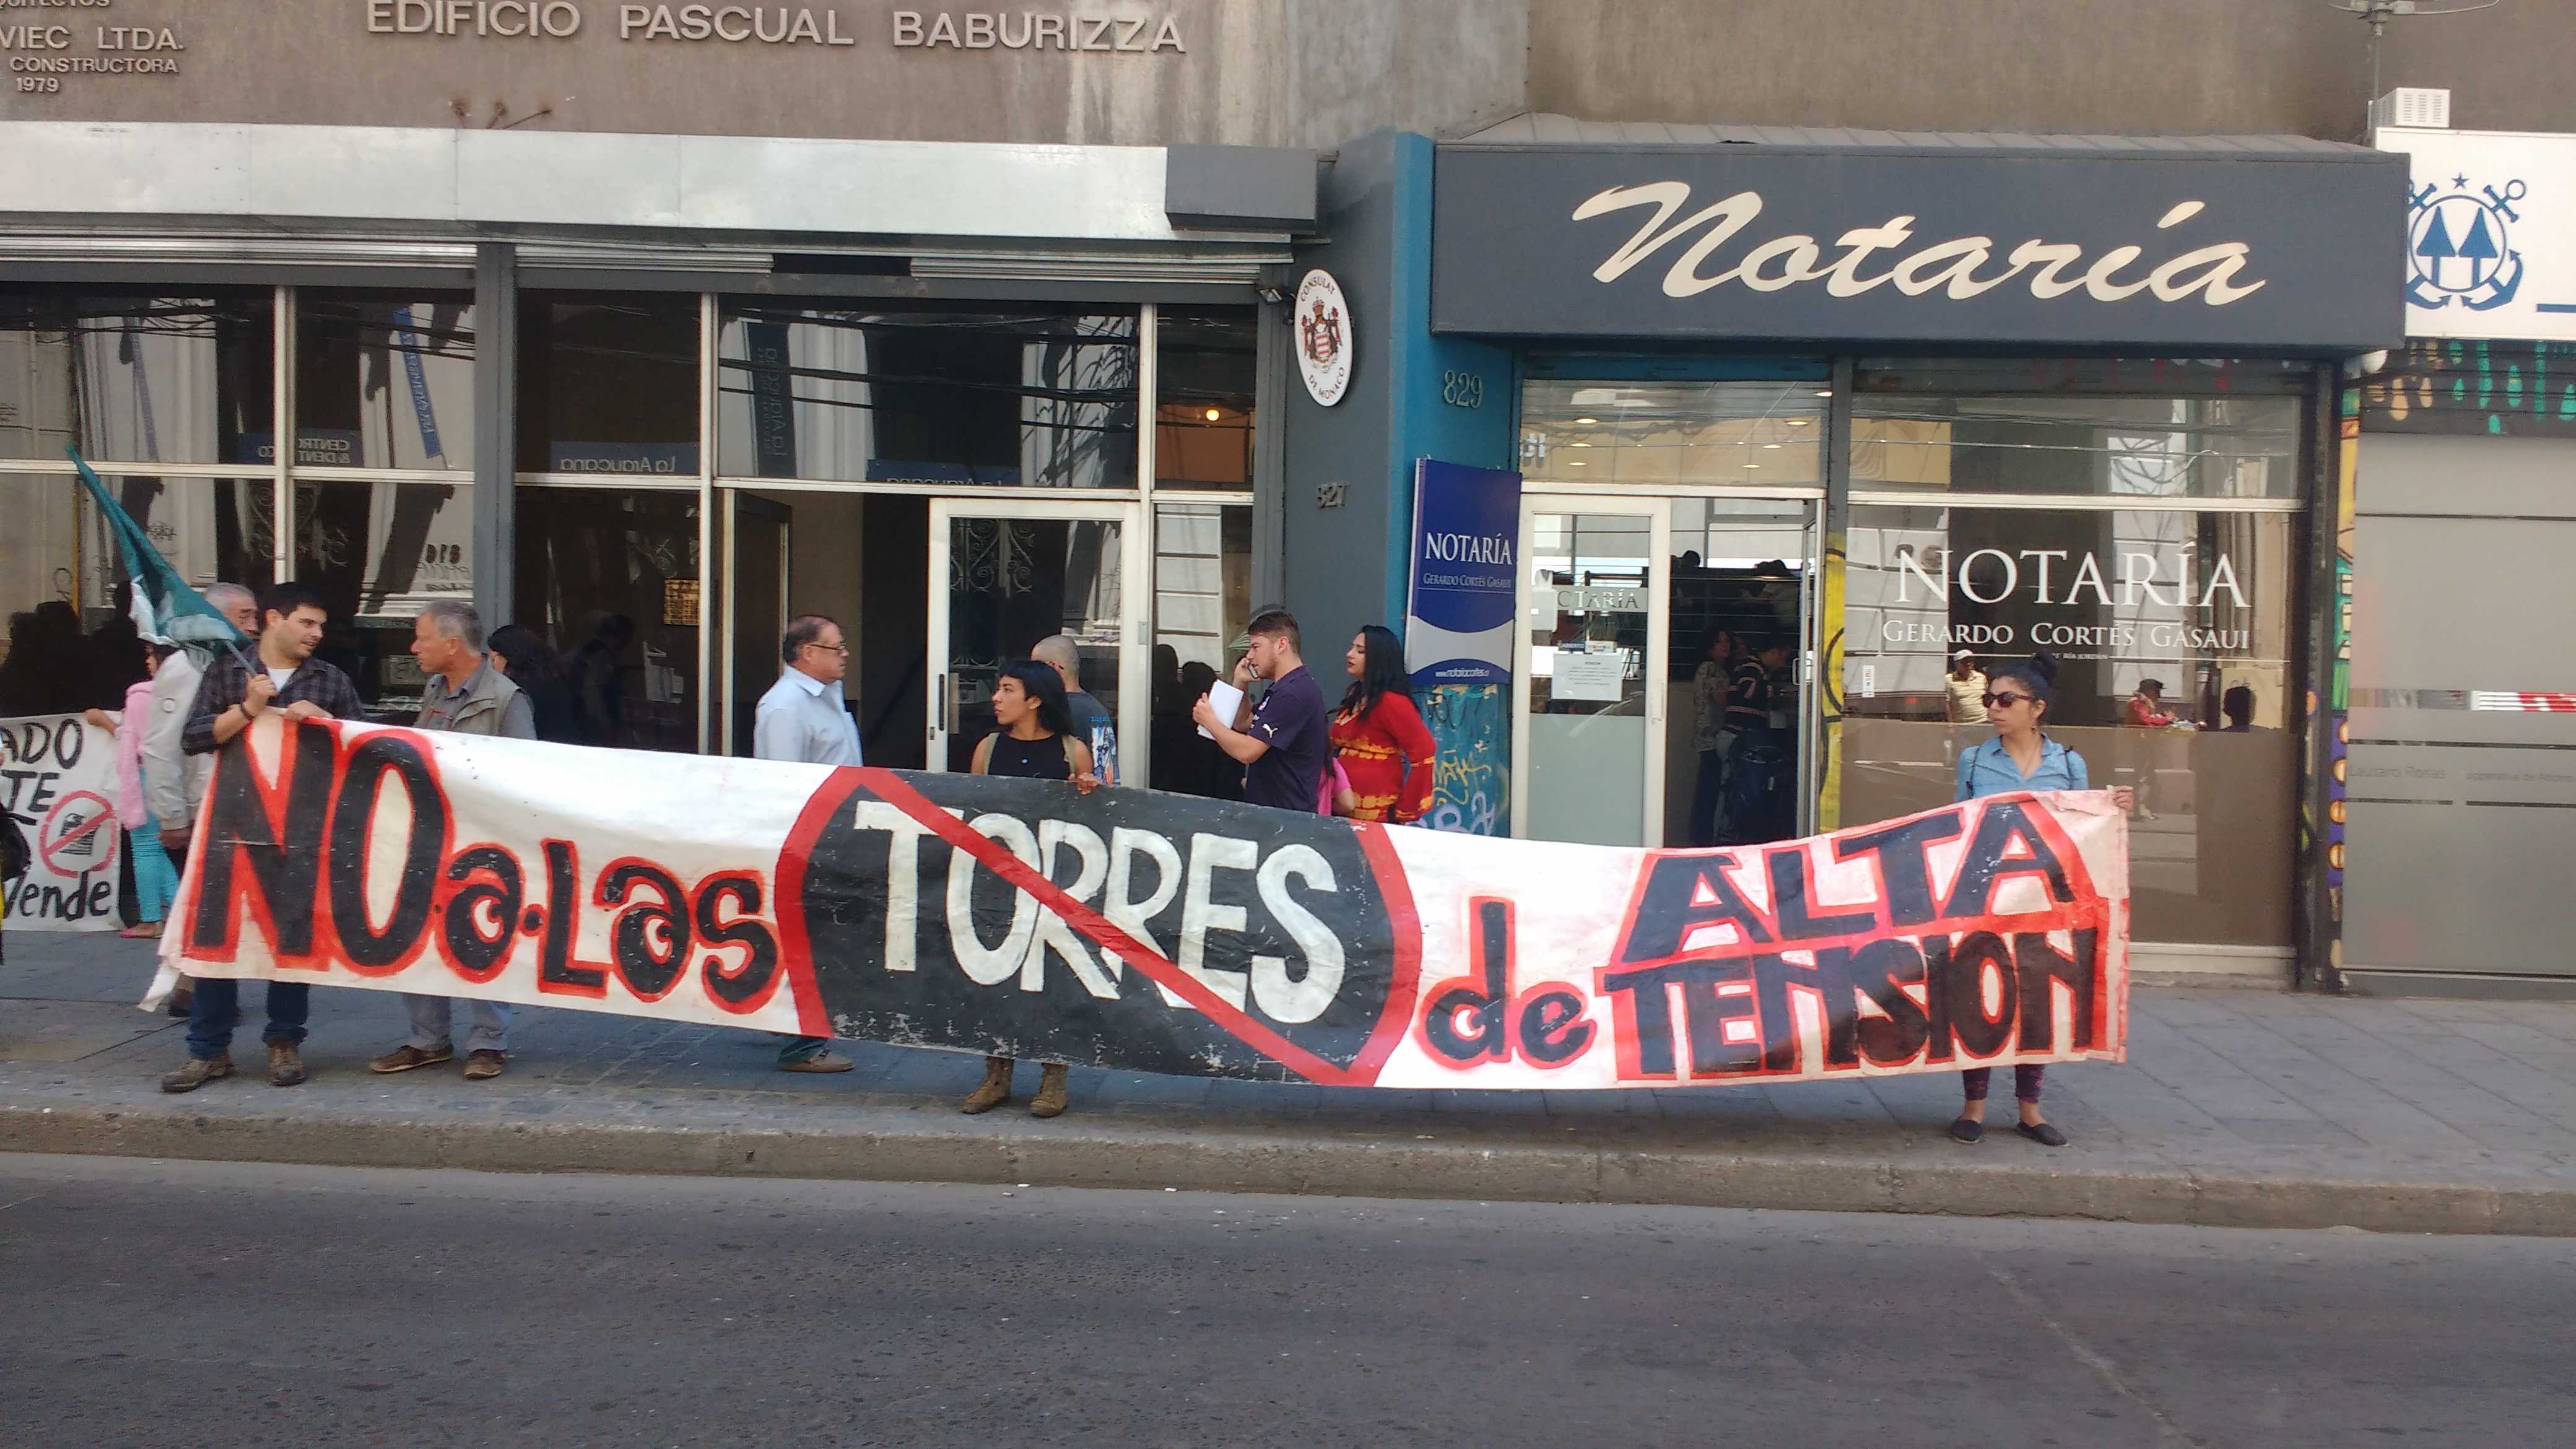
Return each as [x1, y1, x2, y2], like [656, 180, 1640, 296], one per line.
[1752, 950, 1860, 1073]
[695, 874, 779, 1008]
[1598, 959, 1762, 1079]
[537, 838, 606, 996]
[1423, 898, 1513, 1063]
[2013, 928, 2100, 1052]
[599, 861, 690, 1000]
[1764, 847, 1877, 940]
[1832, 810, 1964, 927]
[1516, 987, 1593, 1065]
[327, 734, 448, 971]
[1943, 800, 2076, 919]
[189, 721, 335, 957]
[1615, 854, 1772, 964]
[1945, 931, 2018, 1058]
[440, 846, 523, 980]
[1848, 937, 1932, 1067]
[1918, 934, 1954, 1063]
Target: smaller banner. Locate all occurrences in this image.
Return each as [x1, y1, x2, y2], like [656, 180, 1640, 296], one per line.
[2, 714, 124, 932]
[1406, 459, 1520, 835]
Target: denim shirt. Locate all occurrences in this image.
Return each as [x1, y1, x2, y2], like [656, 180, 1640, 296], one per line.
[1955, 735, 2089, 801]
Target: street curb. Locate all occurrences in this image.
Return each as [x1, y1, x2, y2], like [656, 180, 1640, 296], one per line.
[6, 1101, 2571, 1236]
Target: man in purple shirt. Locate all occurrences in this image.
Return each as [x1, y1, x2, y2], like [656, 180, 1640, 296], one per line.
[1192, 609, 1329, 812]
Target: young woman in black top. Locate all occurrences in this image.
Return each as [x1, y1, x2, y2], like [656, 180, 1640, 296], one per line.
[962, 659, 1100, 1119]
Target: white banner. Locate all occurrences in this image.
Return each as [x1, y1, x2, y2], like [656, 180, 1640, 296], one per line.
[2, 714, 126, 932]
[161, 716, 2131, 1089]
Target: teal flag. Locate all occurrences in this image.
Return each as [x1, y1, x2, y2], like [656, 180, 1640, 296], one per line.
[67, 448, 251, 663]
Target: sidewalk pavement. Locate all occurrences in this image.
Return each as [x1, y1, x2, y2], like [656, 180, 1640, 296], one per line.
[4, 931, 2574, 1235]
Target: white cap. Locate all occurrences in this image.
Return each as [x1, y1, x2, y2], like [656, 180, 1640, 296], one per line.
[1950, 648, 1976, 661]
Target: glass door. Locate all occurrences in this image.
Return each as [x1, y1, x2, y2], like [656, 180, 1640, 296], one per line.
[927, 499, 1144, 775]
[720, 490, 790, 757]
[1512, 496, 1671, 846]
[1667, 495, 1824, 842]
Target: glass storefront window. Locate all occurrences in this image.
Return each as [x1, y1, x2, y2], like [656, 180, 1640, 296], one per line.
[1840, 503, 2298, 947]
[715, 302, 1138, 489]
[295, 292, 476, 471]
[1853, 360, 2305, 500]
[1155, 309, 1255, 490]
[1520, 380, 1827, 489]
[518, 293, 701, 477]
[1151, 500, 1250, 799]
[295, 481, 474, 718]
[513, 487, 701, 754]
[0, 290, 274, 466]
[2, 471, 272, 715]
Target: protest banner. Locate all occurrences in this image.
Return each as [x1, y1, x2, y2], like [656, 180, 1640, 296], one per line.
[2, 714, 125, 932]
[161, 715, 2128, 1089]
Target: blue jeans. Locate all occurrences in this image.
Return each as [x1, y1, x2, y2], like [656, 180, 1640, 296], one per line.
[778, 1035, 831, 1065]
[1687, 742, 1731, 847]
[186, 978, 310, 1061]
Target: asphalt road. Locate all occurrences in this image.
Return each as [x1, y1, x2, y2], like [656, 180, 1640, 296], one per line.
[0, 1155, 2567, 1448]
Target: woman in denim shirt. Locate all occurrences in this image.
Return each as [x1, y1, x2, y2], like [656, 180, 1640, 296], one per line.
[1946, 652, 2128, 1149]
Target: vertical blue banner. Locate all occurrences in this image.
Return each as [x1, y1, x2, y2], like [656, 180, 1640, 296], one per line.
[1404, 459, 1520, 835]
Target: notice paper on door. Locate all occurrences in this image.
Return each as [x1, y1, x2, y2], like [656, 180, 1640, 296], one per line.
[1197, 680, 1246, 739]
[1552, 650, 1627, 703]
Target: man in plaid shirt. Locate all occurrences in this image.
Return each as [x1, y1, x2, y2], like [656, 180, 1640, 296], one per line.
[162, 581, 364, 1094]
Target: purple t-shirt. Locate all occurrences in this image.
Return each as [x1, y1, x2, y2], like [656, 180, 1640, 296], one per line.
[1243, 664, 1329, 811]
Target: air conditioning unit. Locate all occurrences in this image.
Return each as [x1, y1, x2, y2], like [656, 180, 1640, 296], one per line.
[2371, 87, 2452, 131]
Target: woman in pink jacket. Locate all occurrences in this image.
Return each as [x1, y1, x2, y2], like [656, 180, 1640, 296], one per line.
[83, 644, 180, 939]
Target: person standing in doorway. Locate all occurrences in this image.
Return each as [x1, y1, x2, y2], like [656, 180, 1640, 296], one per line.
[1031, 633, 1115, 786]
[1944, 650, 1988, 725]
[1329, 625, 1435, 824]
[487, 624, 580, 744]
[755, 615, 859, 1075]
[1192, 609, 1329, 812]
[368, 601, 532, 1084]
[1687, 627, 1739, 846]
[163, 583, 363, 1094]
[139, 581, 258, 1017]
[960, 659, 1101, 1120]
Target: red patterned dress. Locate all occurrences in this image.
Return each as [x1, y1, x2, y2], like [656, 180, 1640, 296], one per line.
[1328, 692, 1437, 823]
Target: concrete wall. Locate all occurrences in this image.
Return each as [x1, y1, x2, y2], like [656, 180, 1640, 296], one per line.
[0, 0, 1526, 148]
[1528, 0, 2576, 140]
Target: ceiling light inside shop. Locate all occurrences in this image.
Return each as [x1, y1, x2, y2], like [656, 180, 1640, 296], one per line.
[1814, 389, 1834, 398]
[1569, 460, 1587, 467]
[1762, 443, 1782, 450]
[1204, 408, 1222, 422]
[1569, 440, 1593, 447]
[1573, 416, 1598, 425]
[1788, 418, 1811, 426]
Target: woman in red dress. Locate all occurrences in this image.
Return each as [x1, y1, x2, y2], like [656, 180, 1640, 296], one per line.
[1328, 625, 1437, 824]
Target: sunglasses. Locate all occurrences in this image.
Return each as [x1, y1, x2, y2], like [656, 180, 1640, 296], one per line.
[1981, 691, 2032, 708]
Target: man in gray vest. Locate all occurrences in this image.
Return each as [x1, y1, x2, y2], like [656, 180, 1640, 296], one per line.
[370, 599, 533, 1082]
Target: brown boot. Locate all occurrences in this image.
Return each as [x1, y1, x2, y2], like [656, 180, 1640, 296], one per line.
[160, 1054, 231, 1094]
[1029, 1063, 1069, 1119]
[960, 1056, 1014, 1114]
[267, 1041, 308, 1087]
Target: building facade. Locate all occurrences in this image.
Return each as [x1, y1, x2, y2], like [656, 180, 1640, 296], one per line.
[6, 0, 2569, 987]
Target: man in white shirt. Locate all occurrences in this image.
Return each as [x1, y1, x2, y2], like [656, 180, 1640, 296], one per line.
[754, 614, 858, 1073]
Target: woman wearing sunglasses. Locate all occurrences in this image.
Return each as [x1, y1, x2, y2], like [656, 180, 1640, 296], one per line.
[1946, 651, 2130, 1149]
